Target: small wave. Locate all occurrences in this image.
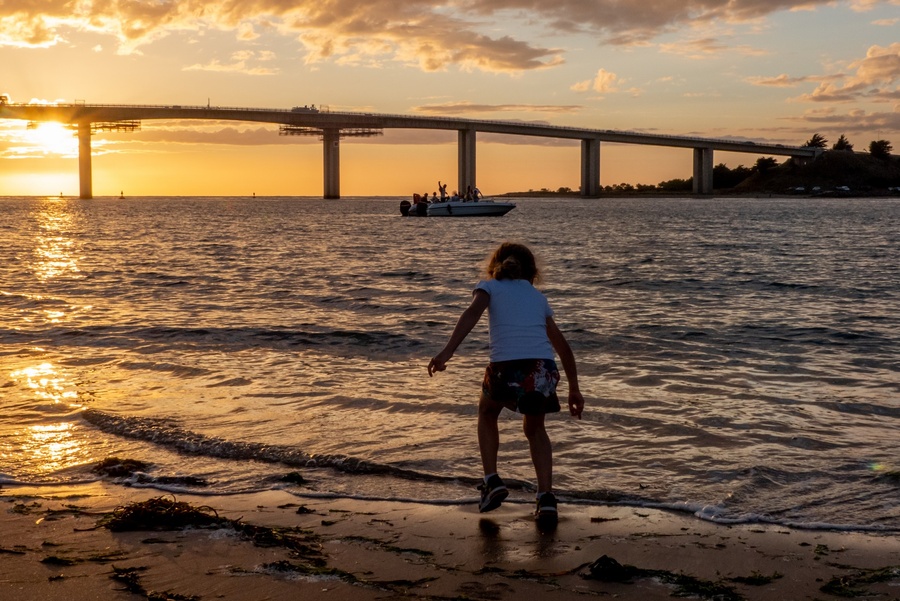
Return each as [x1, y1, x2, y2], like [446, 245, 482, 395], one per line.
[80, 409, 479, 486]
[6, 324, 424, 359]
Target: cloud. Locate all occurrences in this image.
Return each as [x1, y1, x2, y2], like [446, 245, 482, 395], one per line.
[0, 13, 63, 48]
[848, 0, 900, 11]
[659, 37, 769, 59]
[746, 73, 845, 87]
[184, 50, 279, 74]
[236, 22, 259, 41]
[782, 105, 900, 134]
[105, 124, 318, 146]
[571, 68, 619, 94]
[2, 0, 894, 73]
[794, 42, 900, 103]
[414, 102, 582, 115]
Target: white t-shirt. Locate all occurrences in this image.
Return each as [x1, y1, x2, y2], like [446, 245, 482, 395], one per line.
[474, 279, 555, 362]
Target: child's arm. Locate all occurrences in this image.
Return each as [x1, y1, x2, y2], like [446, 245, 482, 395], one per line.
[547, 317, 585, 419]
[428, 290, 489, 376]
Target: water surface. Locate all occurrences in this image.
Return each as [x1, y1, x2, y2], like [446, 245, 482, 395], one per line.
[1, 195, 897, 530]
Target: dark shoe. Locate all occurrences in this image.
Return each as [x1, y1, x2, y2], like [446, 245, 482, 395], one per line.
[535, 492, 558, 528]
[478, 475, 509, 513]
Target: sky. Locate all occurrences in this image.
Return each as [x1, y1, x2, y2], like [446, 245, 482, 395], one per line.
[1, 0, 898, 196]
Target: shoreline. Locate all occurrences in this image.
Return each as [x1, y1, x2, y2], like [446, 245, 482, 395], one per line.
[3, 482, 899, 600]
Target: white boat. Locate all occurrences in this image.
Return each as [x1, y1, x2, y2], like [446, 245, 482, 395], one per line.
[400, 198, 516, 217]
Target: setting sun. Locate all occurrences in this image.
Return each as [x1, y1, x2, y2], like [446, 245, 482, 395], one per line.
[25, 122, 78, 157]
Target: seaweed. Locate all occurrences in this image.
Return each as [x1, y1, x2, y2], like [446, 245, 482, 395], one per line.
[111, 565, 200, 601]
[383, 545, 434, 557]
[93, 457, 151, 477]
[260, 560, 354, 580]
[98, 495, 221, 531]
[41, 555, 80, 566]
[820, 566, 900, 598]
[11, 502, 41, 514]
[277, 471, 307, 484]
[728, 571, 783, 586]
[40, 550, 129, 566]
[98, 495, 325, 565]
[584, 555, 745, 601]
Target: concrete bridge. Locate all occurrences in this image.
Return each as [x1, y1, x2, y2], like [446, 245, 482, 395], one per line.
[0, 102, 821, 199]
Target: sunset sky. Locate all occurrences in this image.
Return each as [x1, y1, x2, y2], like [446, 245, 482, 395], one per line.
[1, 0, 898, 196]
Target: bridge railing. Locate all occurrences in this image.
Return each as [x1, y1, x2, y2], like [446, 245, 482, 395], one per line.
[0, 102, 810, 152]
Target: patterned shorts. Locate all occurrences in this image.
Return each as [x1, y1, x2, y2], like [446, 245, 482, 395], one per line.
[481, 359, 561, 415]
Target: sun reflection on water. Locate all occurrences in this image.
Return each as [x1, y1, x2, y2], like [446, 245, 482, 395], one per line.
[7, 362, 88, 476]
[22, 422, 82, 474]
[33, 199, 82, 281]
[10, 362, 79, 404]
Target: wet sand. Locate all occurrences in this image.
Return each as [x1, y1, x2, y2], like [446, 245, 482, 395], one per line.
[2, 482, 899, 600]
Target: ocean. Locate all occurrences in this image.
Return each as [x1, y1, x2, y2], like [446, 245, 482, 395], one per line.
[1, 195, 898, 531]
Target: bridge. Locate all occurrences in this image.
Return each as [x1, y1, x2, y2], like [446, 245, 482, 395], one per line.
[0, 102, 821, 199]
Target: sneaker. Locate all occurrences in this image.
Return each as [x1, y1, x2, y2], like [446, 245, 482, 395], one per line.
[535, 492, 558, 528]
[477, 474, 509, 513]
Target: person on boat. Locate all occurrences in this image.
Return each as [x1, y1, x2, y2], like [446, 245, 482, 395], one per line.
[438, 181, 448, 201]
[427, 242, 584, 529]
[474, 187, 483, 201]
[432, 192, 439, 202]
[450, 190, 460, 202]
[465, 185, 474, 201]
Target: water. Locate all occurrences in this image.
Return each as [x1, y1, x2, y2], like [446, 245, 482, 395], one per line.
[1, 195, 898, 531]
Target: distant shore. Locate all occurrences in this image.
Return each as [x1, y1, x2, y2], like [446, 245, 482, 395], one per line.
[496, 188, 900, 199]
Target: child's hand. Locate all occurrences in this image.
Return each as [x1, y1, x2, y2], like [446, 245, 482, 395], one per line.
[427, 352, 451, 377]
[568, 391, 585, 419]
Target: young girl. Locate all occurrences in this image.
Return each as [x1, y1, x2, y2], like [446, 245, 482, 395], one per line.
[428, 242, 584, 527]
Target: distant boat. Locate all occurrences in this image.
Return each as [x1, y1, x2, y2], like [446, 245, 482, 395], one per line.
[400, 198, 516, 217]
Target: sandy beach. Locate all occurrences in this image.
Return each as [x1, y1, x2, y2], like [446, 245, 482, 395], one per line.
[2, 482, 898, 601]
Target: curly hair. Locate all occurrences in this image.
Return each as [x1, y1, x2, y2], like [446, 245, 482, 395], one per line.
[484, 242, 541, 283]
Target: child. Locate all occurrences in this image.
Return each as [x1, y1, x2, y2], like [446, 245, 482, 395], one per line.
[428, 242, 584, 527]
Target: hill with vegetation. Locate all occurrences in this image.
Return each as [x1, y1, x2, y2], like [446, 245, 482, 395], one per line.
[736, 150, 900, 195]
[501, 144, 900, 197]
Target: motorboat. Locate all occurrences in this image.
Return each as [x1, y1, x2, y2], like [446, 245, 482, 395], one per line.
[400, 198, 516, 217]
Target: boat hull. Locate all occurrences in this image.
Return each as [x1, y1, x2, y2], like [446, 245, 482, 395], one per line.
[401, 199, 516, 217]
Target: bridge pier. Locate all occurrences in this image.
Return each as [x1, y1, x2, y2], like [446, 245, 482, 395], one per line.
[693, 147, 713, 195]
[581, 139, 601, 197]
[323, 129, 340, 199]
[78, 122, 92, 199]
[458, 129, 476, 196]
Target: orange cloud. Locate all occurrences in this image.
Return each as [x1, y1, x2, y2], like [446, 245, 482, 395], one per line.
[413, 102, 582, 115]
[571, 68, 619, 94]
[3, 0, 893, 71]
[795, 43, 900, 103]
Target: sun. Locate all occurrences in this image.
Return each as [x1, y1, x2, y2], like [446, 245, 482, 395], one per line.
[26, 122, 78, 156]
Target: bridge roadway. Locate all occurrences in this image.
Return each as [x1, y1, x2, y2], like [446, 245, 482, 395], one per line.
[0, 102, 821, 199]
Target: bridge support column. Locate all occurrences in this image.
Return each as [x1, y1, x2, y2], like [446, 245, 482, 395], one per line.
[581, 139, 601, 197]
[693, 147, 713, 195]
[78, 122, 92, 199]
[458, 129, 475, 196]
[323, 129, 340, 199]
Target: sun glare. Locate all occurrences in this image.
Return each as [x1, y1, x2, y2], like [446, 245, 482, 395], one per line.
[27, 122, 78, 156]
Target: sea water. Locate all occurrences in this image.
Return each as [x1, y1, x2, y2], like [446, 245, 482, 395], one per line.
[1, 195, 898, 531]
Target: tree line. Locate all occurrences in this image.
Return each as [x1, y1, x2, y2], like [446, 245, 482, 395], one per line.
[803, 133, 892, 158]
[531, 133, 895, 194]
[614, 133, 893, 193]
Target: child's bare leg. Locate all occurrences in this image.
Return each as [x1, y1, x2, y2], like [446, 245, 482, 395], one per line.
[523, 414, 552, 493]
[478, 395, 504, 476]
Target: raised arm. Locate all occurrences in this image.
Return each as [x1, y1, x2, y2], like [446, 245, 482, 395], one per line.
[547, 316, 584, 418]
[428, 290, 490, 377]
